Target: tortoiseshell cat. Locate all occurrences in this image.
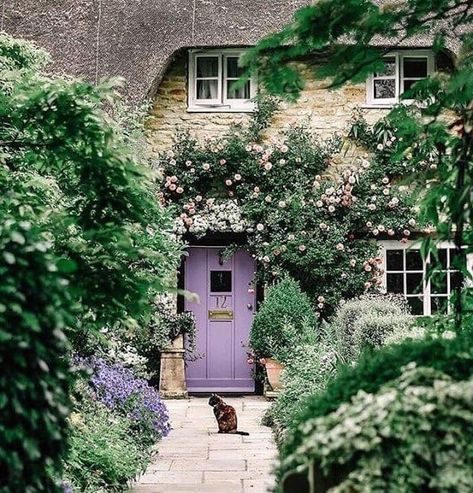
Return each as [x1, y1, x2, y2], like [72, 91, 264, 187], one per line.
[208, 394, 249, 435]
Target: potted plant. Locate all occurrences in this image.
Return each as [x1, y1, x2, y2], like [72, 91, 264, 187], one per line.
[249, 277, 317, 391]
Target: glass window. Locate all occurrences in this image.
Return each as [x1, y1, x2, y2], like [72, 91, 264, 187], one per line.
[225, 57, 250, 100]
[367, 52, 432, 104]
[402, 57, 428, 92]
[195, 56, 219, 100]
[372, 57, 396, 101]
[383, 244, 464, 316]
[210, 271, 232, 292]
[189, 51, 255, 110]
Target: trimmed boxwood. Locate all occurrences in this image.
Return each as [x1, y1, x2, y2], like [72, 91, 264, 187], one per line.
[249, 277, 317, 359]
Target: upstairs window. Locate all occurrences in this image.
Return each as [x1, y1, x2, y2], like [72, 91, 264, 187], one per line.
[188, 50, 256, 112]
[366, 51, 434, 106]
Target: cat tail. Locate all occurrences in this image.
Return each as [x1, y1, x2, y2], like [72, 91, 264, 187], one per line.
[235, 431, 250, 436]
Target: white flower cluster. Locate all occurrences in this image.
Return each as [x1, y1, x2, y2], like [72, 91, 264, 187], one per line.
[174, 199, 249, 237]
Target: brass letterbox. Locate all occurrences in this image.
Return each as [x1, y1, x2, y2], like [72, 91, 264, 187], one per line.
[208, 309, 233, 320]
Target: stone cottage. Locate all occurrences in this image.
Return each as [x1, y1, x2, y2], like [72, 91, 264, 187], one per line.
[4, 0, 466, 394]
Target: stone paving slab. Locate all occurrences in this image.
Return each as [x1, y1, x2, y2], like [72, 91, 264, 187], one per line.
[131, 396, 277, 493]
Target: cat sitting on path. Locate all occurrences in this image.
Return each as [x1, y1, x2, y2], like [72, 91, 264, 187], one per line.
[208, 394, 249, 436]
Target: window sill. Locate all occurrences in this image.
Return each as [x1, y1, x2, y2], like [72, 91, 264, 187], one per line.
[360, 103, 395, 109]
[187, 106, 255, 114]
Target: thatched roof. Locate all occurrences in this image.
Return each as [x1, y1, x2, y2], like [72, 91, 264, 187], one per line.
[2, 0, 464, 103]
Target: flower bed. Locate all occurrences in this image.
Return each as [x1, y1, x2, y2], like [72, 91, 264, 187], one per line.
[63, 359, 170, 492]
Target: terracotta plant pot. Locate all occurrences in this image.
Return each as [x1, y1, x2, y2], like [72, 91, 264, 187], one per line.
[264, 358, 284, 390]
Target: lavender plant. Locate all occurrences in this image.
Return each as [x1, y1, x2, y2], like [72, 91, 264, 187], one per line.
[81, 357, 171, 442]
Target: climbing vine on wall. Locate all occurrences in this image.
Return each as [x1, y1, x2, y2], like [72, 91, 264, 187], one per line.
[159, 103, 424, 318]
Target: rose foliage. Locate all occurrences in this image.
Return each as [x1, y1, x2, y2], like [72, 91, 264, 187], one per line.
[161, 105, 421, 316]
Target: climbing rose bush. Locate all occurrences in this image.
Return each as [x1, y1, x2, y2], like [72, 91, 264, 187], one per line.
[284, 364, 473, 492]
[81, 358, 171, 440]
[160, 111, 421, 315]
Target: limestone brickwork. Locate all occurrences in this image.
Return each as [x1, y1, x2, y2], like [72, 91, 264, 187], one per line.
[146, 52, 390, 154]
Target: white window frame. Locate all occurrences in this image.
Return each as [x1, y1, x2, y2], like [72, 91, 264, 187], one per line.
[188, 49, 256, 112]
[365, 50, 434, 107]
[379, 240, 472, 317]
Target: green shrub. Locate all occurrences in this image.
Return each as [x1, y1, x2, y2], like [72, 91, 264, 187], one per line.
[264, 340, 338, 439]
[332, 294, 418, 364]
[278, 333, 473, 481]
[64, 388, 150, 493]
[0, 219, 72, 492]
[0, 33, 179, 491]
[249, 277, 317, 359]
[282, 364, 473, 492]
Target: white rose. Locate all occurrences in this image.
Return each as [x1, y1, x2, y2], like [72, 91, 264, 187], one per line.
[278, 200, 286, 208]
[256, 223, 264, 231]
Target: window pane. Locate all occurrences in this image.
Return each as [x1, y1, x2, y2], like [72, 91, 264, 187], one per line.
[406, 250, 423, 270]
[375, 57, 396, 76]
[450, 271, 464, 290]
[431, 272, 447, 294]
[374, 79, 395, 99]
[431, 296, 448, 314]
[449, 249, 465, 270]
[196, 80, 218, 99]
[406, 273, 423, 294]
[438, 248, 448, 270]
[403, 58, 427, 78]
[227, 80, 250, 99]
[210, 271, 232, 292]
[407, 296, 424, 315]
[386, 250, 404, 271]
[403, 79, 418, 92]
[387, 273, 404, 294]
[197, 57, 219, 78]
[227, 57, 244, 78]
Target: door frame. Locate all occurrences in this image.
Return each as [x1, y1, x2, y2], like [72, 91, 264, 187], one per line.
[177, 234, 264, 394]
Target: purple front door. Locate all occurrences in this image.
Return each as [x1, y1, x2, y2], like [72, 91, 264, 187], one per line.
[184, 247, 256, 393]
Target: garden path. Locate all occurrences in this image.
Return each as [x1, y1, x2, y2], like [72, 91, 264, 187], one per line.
[131, 396, 277, 493]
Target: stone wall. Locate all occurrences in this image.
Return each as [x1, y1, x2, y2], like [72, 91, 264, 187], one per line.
[146, 51, 390, 154]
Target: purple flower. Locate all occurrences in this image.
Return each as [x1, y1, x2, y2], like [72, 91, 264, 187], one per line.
[77, 357, 171, 438]
[61, 482, 73, 493]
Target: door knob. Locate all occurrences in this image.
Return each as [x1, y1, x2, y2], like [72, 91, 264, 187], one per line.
[247, 303, 253, 310]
